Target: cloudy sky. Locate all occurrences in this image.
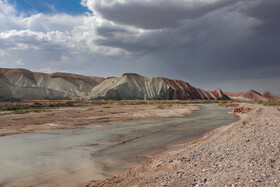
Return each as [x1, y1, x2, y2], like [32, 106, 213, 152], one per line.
[0, 0, 279, 94]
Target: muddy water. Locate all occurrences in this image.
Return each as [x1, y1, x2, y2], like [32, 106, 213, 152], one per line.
[0, 104, 237, 187]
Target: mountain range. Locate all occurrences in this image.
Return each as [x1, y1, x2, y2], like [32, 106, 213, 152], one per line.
[226, 90, 280, 101]
[0, 68, 229, 101]
[0, 68, 104, 100]
[1, 68, 279, 101]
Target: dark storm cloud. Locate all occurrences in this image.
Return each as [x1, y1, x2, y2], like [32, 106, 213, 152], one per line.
[90, 0, 240, 29]
[94, 26, 177, 53]
[85, 0, 280, 93]
[95, 26, 136, 38]
[243, 0, 280, 34]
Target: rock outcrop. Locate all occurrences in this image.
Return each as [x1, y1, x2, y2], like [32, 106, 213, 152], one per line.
[88, 73, 229, 100]
[0, 68, 105, 100]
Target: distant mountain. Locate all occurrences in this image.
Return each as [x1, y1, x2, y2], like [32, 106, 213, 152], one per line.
[262, 91, 280, 101]
[0, 68, 105, 100]
[0, 69, 230, 101]
[88, 73, 230, 100]
[243, 89, 268, 101]
[3, 68, 280, 102]
[226, 90, 280, 101]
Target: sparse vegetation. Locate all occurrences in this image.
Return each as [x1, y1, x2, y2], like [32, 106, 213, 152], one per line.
[12, 109, 47, 114]
[0, 100, 230, 115]
[4, 99, 279, 115]
[256, 100, 280, 106]
[90, 100, 114, 105]
[90, 100, 225, 106]
[0, 104, 50, 111]
[0, 100, 79, 114]
[12, 110, 30, 114]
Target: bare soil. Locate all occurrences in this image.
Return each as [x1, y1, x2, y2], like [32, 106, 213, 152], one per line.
[87, 103, 280, 187]
[0, 102, 199, 137]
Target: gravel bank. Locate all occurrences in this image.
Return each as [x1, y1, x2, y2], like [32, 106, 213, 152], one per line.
[87, 104, 280, 186]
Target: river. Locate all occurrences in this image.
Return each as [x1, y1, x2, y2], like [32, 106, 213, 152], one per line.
[0, 104, 237, 187]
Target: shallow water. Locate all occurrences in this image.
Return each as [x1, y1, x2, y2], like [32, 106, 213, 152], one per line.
[0, 104, 237, 187]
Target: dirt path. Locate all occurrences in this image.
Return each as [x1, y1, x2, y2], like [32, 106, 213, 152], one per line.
[87, 103, 280, 187]
[0, 104, 199, 137]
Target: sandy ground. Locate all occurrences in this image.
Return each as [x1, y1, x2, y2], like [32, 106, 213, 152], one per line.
[87, 103, 280, 187]
[0, 104, 199, 137]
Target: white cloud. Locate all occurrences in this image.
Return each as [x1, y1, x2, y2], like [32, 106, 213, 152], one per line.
[36, 68, 52, 73]
[16, 59, 24, 65]
[0, 0, 244, 61]
[0, 1, 127, 56]
[0, 0, 15, 16]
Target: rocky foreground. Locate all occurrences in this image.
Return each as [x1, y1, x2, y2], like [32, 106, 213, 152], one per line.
[87, 104, 280, 186]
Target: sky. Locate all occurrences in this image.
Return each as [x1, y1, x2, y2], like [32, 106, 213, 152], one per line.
[0, 0, 279, 94]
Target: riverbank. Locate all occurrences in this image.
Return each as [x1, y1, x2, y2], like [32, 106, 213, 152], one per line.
[0, 104, 236, 187]
[0, 102, 199, 137]
[87, 103, 280, 186]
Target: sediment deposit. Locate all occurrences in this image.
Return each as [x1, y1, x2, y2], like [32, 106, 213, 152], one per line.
[87, 103, 280, 186]
[0, 103, 199, 137]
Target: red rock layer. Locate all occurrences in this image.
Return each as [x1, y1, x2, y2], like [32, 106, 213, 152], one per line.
[262, 91, 280, 101]
[162, 78, 229, 100]
[213, 88, 230, 100]
[225, 92, 244, 97]
[226, 90, 280, 101]
[243, 90, 268, 101]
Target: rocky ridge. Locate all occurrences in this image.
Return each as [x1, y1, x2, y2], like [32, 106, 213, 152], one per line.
[0, 69, 230, 101]
[0, 68, 105, 100]
[88, 73, 230, 100]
